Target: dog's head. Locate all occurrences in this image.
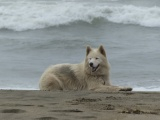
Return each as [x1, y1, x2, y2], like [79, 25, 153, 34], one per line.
[85, 45, 109, 75]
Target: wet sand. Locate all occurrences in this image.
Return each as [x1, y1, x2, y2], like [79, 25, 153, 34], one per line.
[0, 90, 160, 120]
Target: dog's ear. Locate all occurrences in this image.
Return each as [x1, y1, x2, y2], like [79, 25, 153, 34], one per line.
[98, 45, 106, 57]
[86, 46, 92, 56]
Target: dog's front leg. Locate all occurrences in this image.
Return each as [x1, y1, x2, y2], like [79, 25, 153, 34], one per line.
[92, 85, 132, 92]
[111, 85, 132, 91]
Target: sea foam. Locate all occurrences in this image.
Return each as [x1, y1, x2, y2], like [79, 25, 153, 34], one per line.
[0, 1, 160, 31]
[133, 87, 160, 91]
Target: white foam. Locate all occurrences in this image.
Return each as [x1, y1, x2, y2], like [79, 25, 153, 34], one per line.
[0, 87, 38, 90]
[133, 87, 160, 91]
[0, 1, 160, 31]
[106, 5, 160, 27]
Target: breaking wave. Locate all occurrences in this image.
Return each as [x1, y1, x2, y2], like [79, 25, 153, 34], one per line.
[1, 1, 160, 31]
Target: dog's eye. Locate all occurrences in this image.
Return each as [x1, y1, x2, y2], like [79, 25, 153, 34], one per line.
[95, 57, 99, 60]
[89, 58, 92, 60]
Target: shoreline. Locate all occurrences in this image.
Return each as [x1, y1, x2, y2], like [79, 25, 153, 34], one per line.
[0, 90, 160, 120]
[1, 87, 160, 91]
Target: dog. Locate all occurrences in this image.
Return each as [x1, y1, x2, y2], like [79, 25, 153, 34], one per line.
[39, 45, 132, 92]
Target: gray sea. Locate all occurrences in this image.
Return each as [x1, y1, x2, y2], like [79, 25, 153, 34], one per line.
[0, 0, 160, 91]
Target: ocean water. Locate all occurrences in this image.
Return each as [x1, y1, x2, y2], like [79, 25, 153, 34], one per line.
[0, 0, 160, 91]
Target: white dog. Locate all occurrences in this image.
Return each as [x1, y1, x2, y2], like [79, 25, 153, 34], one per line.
[39, 45, 132, 92]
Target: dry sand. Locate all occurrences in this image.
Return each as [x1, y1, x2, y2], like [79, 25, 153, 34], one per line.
[0, 90, 160, 120]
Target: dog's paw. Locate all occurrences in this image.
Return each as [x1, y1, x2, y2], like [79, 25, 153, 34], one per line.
[119, 87, 132, 91]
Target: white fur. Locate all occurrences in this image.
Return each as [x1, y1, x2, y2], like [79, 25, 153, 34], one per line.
[88, 57, 101, 67]
[39, 45, 132, 92]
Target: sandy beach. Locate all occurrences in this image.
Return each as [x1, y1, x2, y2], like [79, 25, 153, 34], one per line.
[0, 90, 160, 120]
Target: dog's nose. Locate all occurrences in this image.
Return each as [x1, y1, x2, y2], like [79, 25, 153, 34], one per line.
[89, 62, 93, 67]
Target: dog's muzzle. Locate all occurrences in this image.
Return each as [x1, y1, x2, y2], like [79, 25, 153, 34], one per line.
[89, 62, 99, 72]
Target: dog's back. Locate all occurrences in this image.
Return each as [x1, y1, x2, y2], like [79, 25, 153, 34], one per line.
[39, 63, 88, 91]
